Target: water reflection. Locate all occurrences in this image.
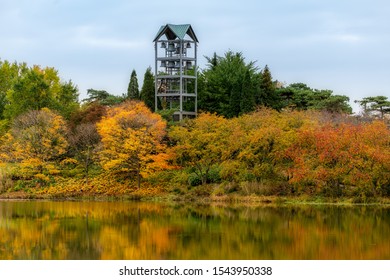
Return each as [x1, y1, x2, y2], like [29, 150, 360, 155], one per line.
[0, 200, 389, 259]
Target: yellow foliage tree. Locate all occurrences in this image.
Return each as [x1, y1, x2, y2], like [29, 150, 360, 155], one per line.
[96, 101, 169, 188]
[235, 108, 320, 181]
[0, 108, 68, 182]
[169, 113, 234, 184]
[169, 109, 322, 189]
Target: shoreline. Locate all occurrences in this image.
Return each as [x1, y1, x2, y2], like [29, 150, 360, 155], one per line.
[1, 190, 390, 206]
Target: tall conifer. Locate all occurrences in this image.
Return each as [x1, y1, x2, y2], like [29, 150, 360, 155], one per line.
[240, 69, 255, 114]
[127, 69, 139, 99]
[140, 67, 155, 111]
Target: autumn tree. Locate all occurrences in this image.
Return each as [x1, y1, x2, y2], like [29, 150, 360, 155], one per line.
[67, 100, 108, 183]
[96, 101, 169, 188]
[0, 108, 68, 182]
[169, 109, 321, 189]
[285, 121, 390, 198]
[226, 108, 321, 188]
[169, 113, 234, 185]
[68, 102, 107, 131]
[68, 122, 101, 184]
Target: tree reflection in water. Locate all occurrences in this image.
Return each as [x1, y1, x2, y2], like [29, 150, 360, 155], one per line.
[0, 201, 389, 259]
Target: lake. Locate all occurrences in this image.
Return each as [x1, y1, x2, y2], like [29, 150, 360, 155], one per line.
[0, 200, 389, 260]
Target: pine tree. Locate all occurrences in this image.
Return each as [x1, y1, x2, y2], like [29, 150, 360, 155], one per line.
[228, 81, 241, 118]
[355, 96, 390, 118]
[127, 69, 139, 99]
[240, 69, 255, 114]
[199, 51, 257, 117]
[140, 67, 155, 111]
[256, 65, 280, 109]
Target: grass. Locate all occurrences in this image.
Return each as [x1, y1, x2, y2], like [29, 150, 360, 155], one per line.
[2, 189, 390, 206]
[0, 172, 389, 206]
[0, 167, 13, 194]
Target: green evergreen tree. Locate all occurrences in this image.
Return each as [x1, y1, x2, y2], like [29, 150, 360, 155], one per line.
[287, 83, 313, 109]
[83, 89, 124, 106]
[204, 52, 219, 69]
[127, 69, 139, 99]
[199, 51, 257, 117]
[228, 81, 242, 118]
[240, 69, 255, 114]
[283, 83, 352, 113]
[256, 65, 280, 109]
[140, 67, 155, 111]
[355, 96, 390, 118]
[320, 94, 352, 114]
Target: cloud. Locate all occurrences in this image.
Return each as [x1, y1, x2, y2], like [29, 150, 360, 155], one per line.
[333, 34, 362, 43]
[307, 33, 363, 44]
[71, 25, 148, 50]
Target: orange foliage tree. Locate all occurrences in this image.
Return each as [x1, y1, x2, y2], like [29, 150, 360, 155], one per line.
[96, 101, 170, 188]
[285, 121, 390, 198]
[234, 108, 320, 184]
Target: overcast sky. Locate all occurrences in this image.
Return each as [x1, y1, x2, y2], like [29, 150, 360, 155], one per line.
[1, 0, 389, 113]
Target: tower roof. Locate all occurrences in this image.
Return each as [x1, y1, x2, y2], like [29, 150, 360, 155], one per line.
[153, 24, 198, 42]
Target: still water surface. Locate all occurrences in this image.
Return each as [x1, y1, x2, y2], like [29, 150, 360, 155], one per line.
[0, 200, 389, 259]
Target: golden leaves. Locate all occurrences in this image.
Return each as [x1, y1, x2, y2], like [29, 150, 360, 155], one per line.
[1, 108, 68, 182]
[96, 101, 171, 183]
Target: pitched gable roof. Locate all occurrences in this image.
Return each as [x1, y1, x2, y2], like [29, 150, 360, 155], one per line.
[153, 24, 198, 42]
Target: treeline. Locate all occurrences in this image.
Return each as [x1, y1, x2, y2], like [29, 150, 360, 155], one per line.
[131, 51, 355, 117]
[197, 51, 353, 117]
[0, 56, 389, 201]
[1, 102, 388, 201]
[169, 110, 390, 200]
